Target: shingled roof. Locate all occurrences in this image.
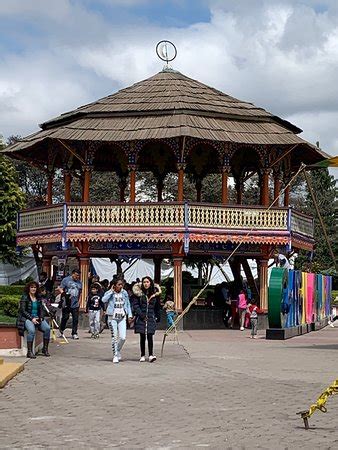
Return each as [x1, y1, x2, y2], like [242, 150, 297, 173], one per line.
[3, 69, 327, 161]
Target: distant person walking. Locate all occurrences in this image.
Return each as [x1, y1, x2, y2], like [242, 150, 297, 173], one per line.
[132, 276, 161, 362]
[102, 277, 133, 363]
[58, 269, 82, 340]
[238, 289, 247, 331]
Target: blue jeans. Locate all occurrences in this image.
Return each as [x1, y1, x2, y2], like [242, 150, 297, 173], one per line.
[25, 319, 50, 342]
[166, 311, 175, 328]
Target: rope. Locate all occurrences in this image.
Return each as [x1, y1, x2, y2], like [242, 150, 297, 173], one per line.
[161, 164, 306, 356]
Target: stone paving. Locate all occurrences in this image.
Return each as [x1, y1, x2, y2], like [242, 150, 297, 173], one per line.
[1, 324, 338, 449]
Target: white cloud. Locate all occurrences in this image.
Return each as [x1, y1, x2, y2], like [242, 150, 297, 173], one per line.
[0, 0, 337, 169]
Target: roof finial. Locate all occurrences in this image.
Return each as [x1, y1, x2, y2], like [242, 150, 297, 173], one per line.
[156, 40, 177, 71]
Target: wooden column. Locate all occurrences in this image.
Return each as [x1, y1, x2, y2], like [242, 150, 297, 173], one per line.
[119, 175, 127, 202]
[221, 167, 230, 204]
[172, 242, 184, 312]
[46, 173, 53, 205]
[83, 167, 91, 202]
[273, 173, 281, 206]
[259, 258, 269, 310]
[177, 164, 185, 202]
[153, 257, 162, 284]
[157, 177, 164, 202]
[129, 165, 136, 202]
[79, 242, 89, 310]
[284, 185, 290, 206]
[173, 257, 183, 312]
[196, 178, 202, 202]
[235, 177, 244, 205]
[64, 171, 72, 203]
[260, 169, 270, 206]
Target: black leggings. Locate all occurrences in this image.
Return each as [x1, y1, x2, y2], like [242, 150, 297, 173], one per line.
[140, 333, 153, 356]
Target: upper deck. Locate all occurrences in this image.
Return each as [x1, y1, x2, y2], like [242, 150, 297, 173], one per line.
[16, 202, 314, 252]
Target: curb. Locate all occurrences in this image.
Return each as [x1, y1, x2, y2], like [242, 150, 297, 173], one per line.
[0, 357, 25, 388]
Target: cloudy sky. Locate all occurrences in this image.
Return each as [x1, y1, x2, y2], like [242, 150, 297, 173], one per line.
[0, 0, 337, 170]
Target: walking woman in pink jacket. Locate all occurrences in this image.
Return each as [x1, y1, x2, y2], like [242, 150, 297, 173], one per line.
[238, 290, 247, 331]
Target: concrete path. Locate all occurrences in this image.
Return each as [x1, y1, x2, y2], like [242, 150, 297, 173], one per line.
[1, 325, 338, 449]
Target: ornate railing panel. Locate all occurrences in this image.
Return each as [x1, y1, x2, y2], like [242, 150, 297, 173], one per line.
[17, 203, 313, 239]
[67, 204, 185, 227]
[290, 210, 314, 238]
[189, 205, 288, 230]
[18, 206, 64, 231]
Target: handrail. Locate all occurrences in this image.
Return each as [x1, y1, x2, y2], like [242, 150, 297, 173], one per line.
[17, 202, 314, 238]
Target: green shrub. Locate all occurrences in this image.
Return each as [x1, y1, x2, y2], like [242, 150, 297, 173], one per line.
[0, 313, 16, 324]
[0, 285, 24, 296]
[0, 295, 20, 317]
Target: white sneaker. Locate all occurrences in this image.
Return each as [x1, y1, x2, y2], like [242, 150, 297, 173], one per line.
[72, 334, 79, 340]
[240, 327, 244, 331]
[328, 321, 335, 328]
[139, 356, 146, 362]
[113, 356, 119, 363]
[149, 355, 157, 363]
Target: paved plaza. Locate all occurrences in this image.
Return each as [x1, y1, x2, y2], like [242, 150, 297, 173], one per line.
[1, 325, 338, 449]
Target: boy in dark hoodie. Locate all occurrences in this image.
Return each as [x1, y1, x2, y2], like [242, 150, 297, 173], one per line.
[86, 283, 104, 338]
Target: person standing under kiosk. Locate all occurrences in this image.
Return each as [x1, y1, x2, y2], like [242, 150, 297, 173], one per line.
[58, 269, 82, 339]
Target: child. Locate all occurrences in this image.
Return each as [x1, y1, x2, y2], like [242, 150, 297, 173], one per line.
[86, 283, 104, 338]
[163, 295, 176, 328]
[247, 299, 262, 339]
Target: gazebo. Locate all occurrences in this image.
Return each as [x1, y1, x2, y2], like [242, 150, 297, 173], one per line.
[3, 67, 326, 311]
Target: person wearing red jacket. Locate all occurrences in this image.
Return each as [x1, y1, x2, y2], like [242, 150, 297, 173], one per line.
[247, 299, 263, 339]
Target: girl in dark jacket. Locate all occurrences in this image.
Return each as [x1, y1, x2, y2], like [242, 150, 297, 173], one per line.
[132, 276, 161, 362]
[17, 281, 51, 358]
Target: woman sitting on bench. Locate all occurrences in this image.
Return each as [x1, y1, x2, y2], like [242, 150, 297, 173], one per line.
[17, 281, 51, 359]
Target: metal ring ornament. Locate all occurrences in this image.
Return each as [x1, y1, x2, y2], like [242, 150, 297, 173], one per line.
[156, 40, 177, 63]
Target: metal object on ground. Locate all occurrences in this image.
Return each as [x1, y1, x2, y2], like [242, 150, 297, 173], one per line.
[297, 379, 338, 429]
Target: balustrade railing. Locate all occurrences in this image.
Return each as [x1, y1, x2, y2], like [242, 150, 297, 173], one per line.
[18, 205, 64, 231]
[17, 202, 314, 238]
[290, 210, 314, 238]
[67, 204, 184, 227]
[189, 204, 287, 230]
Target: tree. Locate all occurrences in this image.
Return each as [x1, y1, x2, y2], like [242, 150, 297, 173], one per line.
[295, 168, 337, 274]
[0, 150, 25, 265]
[304, 169, 337, 270]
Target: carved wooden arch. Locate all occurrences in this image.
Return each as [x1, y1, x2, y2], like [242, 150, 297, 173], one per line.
[133, 138, 180, 173]
[184, 137, 225, 165]
[184, 137, 224, 177]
